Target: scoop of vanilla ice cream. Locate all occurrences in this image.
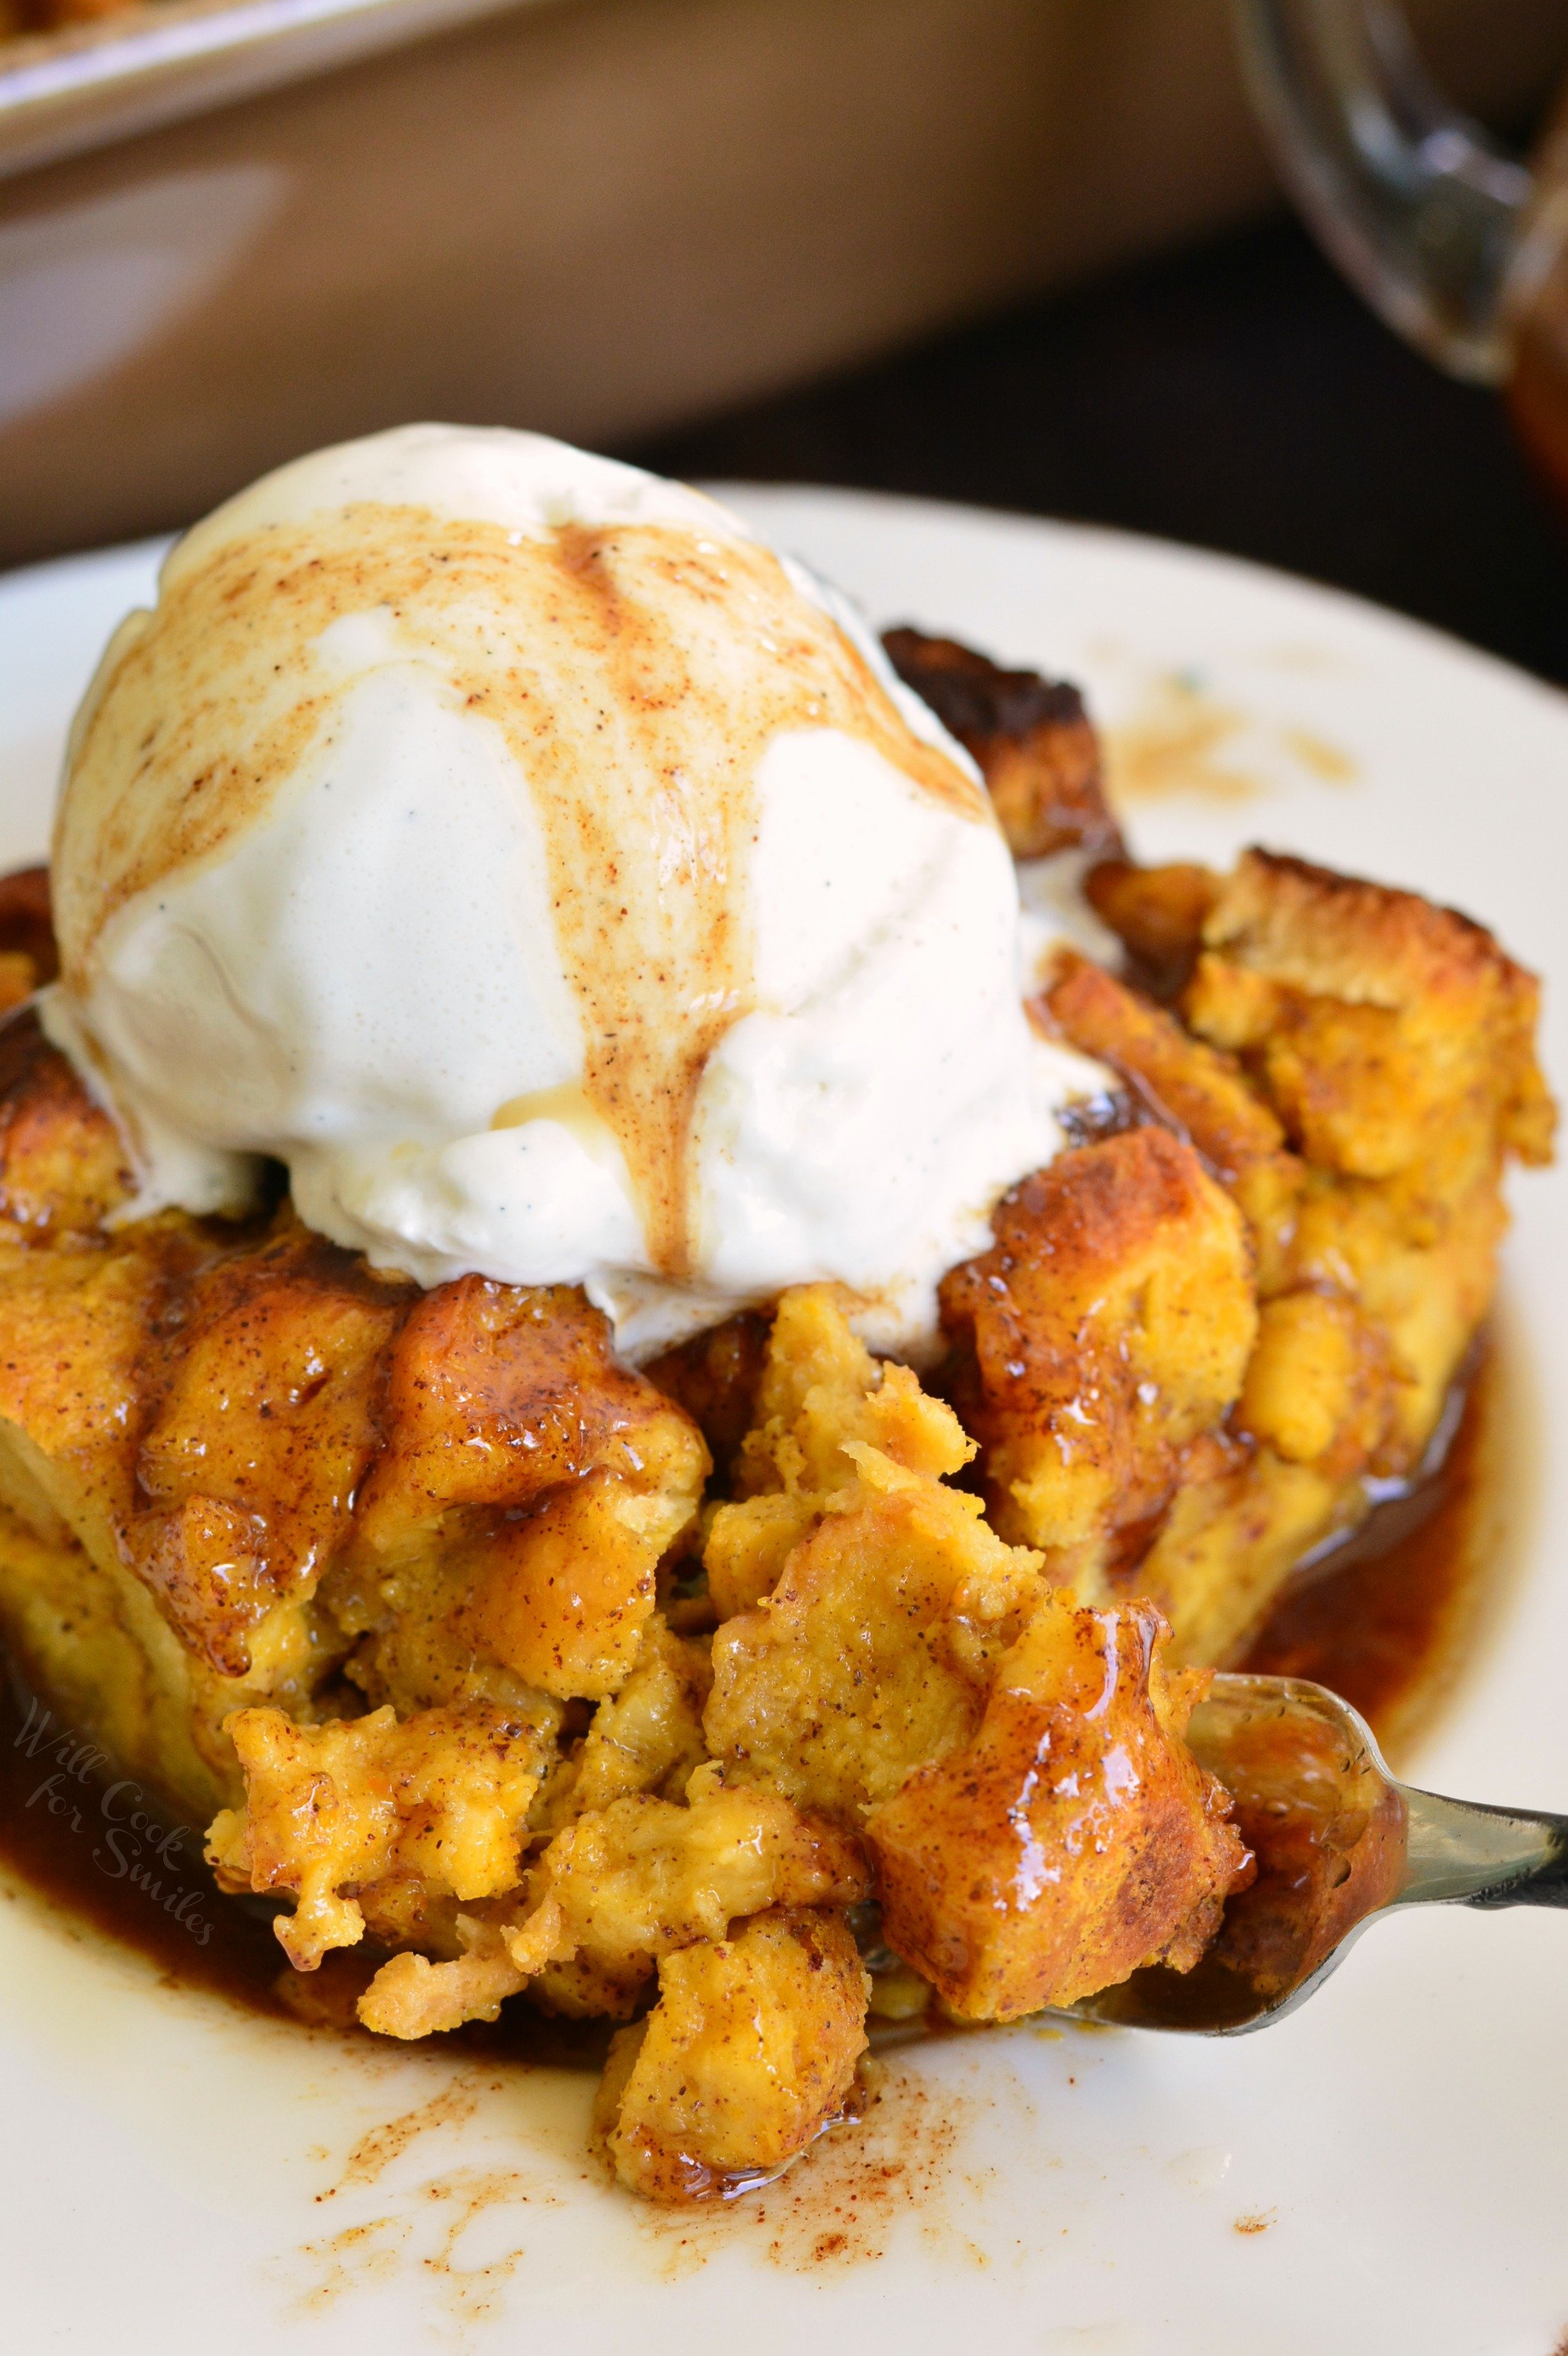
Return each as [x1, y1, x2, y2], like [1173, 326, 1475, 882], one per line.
[45, 425, 1106, 1358]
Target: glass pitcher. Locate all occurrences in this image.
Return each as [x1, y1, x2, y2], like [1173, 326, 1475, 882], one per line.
[1234, 0, 1568, 507]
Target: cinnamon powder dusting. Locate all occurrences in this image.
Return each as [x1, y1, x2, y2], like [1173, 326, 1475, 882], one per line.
[633, 2057, 986, 2276]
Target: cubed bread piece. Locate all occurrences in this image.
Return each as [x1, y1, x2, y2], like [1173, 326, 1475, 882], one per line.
[0, 1499, 258, 1818]
[1184, 848, 1548, 1468]
[1082, 857, 1217, 998]
[1287, 1162, 1505, 1463]
[705, 1440, 1044, 1821]
[457, 1465, 688, 1700]
[0, 1214, 327, 1801]
[355, 1276, 707, 1544]
[207, 1697, 555, 1970]
[343, 1277, 708, 1706]
[646, 1310, 771, 1485]
[883, 627, 1123, 861]
[0, 1210, 409, 1684]
[867, 1594, 1249, 2018]
[733, 1282, 971, 1499]
[0, 1236, 167, 1553]
[1046, 952, 1303, 1283]
[1185, 849, 1554, 1178]
[598, 1906, 870, 2202]
[1039, 855, 1557, 1662]
[0, 1010, 133, 1237]
[704, 1283, 974, 1619]
[508, 1787, 867, 1977]
[552, 1612, 713, 1820]
[130, 1225, 410, 1676]
[358, 1780, 866, 2035]
[1236, 1290, 1393, 1475]
[1129, 1444, 1361, 1668]
[938, 1127, 1257, 1587]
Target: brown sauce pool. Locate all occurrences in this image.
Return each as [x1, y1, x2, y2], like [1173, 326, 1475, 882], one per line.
[0, 1345, 1505, 2044]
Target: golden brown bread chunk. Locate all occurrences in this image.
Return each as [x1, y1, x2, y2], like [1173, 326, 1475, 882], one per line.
[1082, 857, 1217, 1000]
[867, 1593, 1248, 2018]
[1083, 848, 1553, 1186]
[208, 1309, 707, 1954]
[1045, 952, 1302, 1284]
[356, 1276, 680, 1531]
[938, 1127, 1258, 1586]
[506, 1786, 867, 1973]
[545, 1611, 713, 1821]
[1188, 849, 1554, 1177]
[883, 627, 1124, 861]
[702, 1282, 974, 1620]
[347, 1277, 708, 1706]
[596, 1907, 871, 2201]
[0, 1005, 131, 1235]
[0, 1124, 326, 1803]
[706, 1440, 1045, 1820]
[646, 1310, 770, 1485]
[133, 1229, 410, 1677]
[207, 1698, 554, 1970]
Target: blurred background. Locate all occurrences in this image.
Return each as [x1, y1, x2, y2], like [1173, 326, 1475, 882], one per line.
[4, 0, 1568, 675]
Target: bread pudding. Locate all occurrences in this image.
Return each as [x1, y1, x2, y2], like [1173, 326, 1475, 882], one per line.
[0, 429, 1550, 2204]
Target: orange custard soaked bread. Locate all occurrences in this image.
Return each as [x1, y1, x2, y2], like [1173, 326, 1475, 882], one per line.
[0, 597, 1548, 2207]
[1026, 854, 1550, 1662]
[885, 628, 1553, 1666]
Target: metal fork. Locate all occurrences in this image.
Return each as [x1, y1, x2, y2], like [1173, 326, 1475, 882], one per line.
[1066, 1672, 1568, 2034]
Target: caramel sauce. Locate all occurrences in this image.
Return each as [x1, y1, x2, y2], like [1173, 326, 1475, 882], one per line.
[53, 510, 984, 1277]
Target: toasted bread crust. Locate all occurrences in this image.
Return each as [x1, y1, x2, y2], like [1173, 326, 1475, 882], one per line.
[884, 626, 1124, 860]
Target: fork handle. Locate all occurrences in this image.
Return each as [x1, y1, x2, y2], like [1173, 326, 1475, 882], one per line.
[1400, 1786, 1568, 1910]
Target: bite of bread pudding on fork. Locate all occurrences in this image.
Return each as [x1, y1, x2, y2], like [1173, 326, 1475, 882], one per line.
[0, 429, 1549, 2203]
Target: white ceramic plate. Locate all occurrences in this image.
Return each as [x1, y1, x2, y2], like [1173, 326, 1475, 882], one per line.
[2, 490, 1566, 2356]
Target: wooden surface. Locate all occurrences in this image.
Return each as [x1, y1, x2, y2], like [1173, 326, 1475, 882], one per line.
[642, 215, 1568, 690]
